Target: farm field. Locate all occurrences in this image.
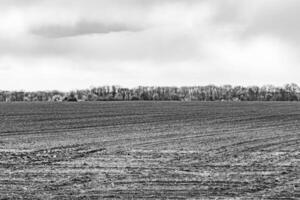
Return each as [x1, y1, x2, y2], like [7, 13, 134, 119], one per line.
[0, 101, 299, 199]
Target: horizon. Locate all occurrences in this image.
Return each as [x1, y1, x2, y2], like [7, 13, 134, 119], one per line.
[1, 83, 299, 93]
[1, 0, 300, 90]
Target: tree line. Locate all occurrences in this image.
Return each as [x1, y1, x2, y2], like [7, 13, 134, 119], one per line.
[1, 83, 300, 102]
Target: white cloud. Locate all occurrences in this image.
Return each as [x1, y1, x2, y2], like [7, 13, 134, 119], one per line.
[0, 0, 299, 90]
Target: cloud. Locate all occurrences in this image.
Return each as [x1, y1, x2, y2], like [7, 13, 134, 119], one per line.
[209, 0, 300, 44]
[31, 20, 141, 38]
[0, 0, 299, 90]
[245, 0, 300, 43]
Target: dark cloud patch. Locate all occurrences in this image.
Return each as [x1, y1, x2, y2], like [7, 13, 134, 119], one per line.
[31, 20, 141, 38]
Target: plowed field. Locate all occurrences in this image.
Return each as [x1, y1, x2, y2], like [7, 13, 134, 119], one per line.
[0, 102, 299, 199]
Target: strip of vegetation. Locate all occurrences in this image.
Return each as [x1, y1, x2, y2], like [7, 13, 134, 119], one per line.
[1, 83, 300, 102]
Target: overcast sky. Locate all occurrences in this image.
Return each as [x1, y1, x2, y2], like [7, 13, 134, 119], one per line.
[0, 0, 299, 91]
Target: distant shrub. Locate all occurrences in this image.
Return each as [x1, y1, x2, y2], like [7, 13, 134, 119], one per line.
[131, 96, 140, 101]
[62, 92, 78, 102]
[62, 96, 77, 102]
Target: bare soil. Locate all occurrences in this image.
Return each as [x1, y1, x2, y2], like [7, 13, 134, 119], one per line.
[0, 101, 299, 199]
